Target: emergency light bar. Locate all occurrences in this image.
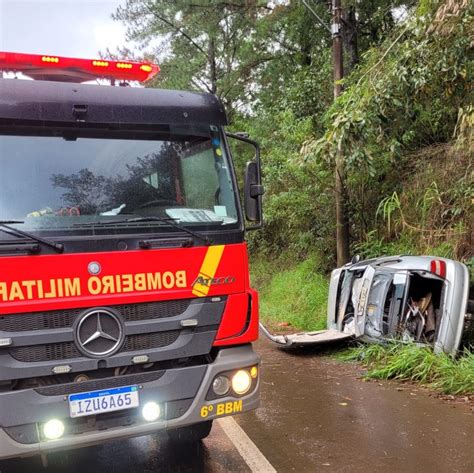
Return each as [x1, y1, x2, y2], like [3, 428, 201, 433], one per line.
[0, 51, 159, 83]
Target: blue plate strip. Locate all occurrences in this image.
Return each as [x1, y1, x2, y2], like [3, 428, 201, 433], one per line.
[69, 385, 138, 402]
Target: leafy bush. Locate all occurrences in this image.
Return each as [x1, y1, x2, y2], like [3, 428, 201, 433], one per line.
[301, 0, 472, 264]
[251, 255, 329, 331]
[339, 342, 474, 395]
[353, 143, 472, 260]
[234, 109, 336, 266]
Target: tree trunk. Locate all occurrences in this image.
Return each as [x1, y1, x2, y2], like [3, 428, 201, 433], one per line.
[342, 5, 359, 71]
[333, 0, 350, 266]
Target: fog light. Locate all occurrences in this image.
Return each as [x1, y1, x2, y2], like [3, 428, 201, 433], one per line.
[231, 370, 252, 395]
[212, 376, 230, 396]
[142, 402, 160, 422]
[43, 419, 65, 440]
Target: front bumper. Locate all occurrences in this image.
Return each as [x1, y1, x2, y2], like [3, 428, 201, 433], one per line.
[0, 345, 260, 459]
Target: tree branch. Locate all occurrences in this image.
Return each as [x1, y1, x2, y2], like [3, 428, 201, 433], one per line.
[220, 55, 276, 99]
[186, 2, 273, 11]
[190, 75, 214, 94]
[144, 4, 209, 59]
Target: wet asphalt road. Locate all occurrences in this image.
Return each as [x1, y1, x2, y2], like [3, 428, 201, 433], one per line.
[0, 421, 249, 473]
[237, 339, 474, 472]
[1, 338, 473, 472]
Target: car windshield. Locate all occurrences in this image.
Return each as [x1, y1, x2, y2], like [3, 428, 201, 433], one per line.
[0, 126, 239, 235]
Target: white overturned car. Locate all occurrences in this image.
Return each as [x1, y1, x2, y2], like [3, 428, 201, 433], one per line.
[261, 256, 472, 355]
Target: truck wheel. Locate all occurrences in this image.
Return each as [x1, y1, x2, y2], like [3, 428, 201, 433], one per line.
[41, 451, 70, 469]
[167, 420, 213, 443]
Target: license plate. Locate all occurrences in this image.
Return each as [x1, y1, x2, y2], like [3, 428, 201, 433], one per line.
[68, 385, 139, 418]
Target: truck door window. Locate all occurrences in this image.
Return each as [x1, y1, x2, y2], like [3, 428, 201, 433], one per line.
[181, 145, 219, 210]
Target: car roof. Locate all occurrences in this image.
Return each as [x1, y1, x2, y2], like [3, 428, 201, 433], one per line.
[0, 78, 228, 127]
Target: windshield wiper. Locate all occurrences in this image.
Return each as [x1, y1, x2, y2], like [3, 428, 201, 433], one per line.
[0, 221, 64, 253]
[75, 216, 211, 245]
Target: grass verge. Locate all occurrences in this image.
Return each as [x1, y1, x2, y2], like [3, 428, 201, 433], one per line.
[250, 255, 328, 331]
[338, 342, 474, 395]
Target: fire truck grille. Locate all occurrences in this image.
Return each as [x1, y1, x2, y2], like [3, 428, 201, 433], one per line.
[0, 299, 191, 332]
[0, 298, 224, 383]
[123, 331, 181, 352]
[9, 330, 181, 363]
[34, 370, 165, 396]
[10, 341, 80, 363]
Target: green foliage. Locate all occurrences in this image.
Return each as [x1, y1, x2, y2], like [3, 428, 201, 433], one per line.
[251, 255, 329, 331]
[377, 192, 403, 234]
[339, 342, 474, 395]
[354, 143, 472, 260]
[353, 230, 417, 259]
[112, 0, 473, 270]
[466, 257, 474, 282]
[113, 1, 334, 118]
[233, 109, 336, 264]
[114, 1, 281, 112]
[299, 1, 473, 264]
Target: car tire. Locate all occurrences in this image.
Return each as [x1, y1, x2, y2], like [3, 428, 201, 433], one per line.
[467, 299, 474, 314]
[167, 420, 213, 443]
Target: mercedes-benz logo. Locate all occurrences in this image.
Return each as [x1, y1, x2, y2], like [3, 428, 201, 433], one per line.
[75, 309, 124, 358]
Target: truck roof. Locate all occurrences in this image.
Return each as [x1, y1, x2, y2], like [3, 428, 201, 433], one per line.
[0, 78, 228, 127]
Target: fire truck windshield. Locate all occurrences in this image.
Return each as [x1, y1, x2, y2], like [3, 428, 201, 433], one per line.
[0, 127, 239, 235]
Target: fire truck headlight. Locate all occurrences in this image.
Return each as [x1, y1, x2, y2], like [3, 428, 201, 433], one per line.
[43, 419, 65, 440]
[142, 402, 161, 422]
[212, 376, 230, 396]
[231, 370, 252, 395]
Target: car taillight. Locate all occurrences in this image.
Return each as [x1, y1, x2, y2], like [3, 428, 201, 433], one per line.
[430, 259, 446, 278]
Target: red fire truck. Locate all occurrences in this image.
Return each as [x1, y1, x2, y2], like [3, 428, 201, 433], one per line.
[0, 51, 263, 462]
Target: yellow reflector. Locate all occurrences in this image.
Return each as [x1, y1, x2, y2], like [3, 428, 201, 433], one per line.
[92, 60, 109, 67]
[250, 366, 258, 379]
[116, 62, 133, 69]
[140, 64, 153, 72]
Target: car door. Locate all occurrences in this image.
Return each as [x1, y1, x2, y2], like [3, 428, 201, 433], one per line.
[354, 265, 376, 337]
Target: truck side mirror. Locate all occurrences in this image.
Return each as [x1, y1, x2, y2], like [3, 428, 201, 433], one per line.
[226, 132, 264, 230]
[244, 161, 264, 223]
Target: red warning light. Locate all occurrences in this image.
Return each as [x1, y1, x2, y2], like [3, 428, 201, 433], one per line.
[0, 51, 159, 83]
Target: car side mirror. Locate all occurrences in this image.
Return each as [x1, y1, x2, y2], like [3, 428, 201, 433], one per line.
[351, 254, 361, 264]
[244, 161, 264, 223]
